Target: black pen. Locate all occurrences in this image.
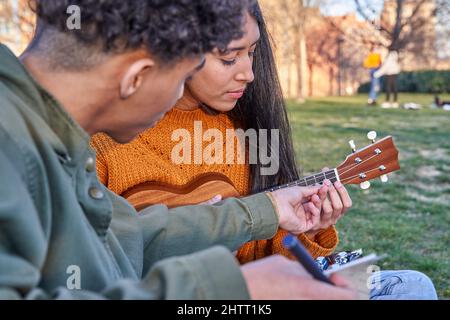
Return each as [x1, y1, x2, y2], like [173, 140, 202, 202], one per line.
[283, 234, 334, 285]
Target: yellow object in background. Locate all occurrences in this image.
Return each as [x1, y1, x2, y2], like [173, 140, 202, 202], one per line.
[364, 52, 382, 69]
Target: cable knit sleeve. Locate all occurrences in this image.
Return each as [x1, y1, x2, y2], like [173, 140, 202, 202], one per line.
[267, 227, 339, 260]
[236, 226, 339, 264]
[296, 227, 339, 258]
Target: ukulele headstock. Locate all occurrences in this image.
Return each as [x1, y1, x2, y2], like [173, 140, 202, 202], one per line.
[337, 132, 400, 189]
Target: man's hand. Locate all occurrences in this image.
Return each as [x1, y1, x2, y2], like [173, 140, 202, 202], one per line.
[241, 255, 357, 300]
[269, 185, 328, 235]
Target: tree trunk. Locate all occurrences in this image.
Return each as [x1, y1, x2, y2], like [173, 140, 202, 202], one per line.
[294, 30, 308, 102]
[294, 0, 306, 102]
[294, 32, 304, 102]
[391, 0, 404, 50]
[329, 66, 335, 96]
[287, 55, 292, 98]
[300, 33, 308, 98]
[308, 63, 314, 97]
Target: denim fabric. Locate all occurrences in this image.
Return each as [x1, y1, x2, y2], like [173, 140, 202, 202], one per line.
[369, 68, 380, 101]
[370, 270, 438, 300]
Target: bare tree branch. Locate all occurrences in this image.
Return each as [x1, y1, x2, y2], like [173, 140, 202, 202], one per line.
[399, 0, 428, 32]
[355, 0, 392, 37]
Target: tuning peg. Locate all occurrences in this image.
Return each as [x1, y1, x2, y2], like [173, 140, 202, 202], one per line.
[349, 140, 356, 153]
[367, 131, 377, 143]
[360, 181, 371, 190]
[380, 174, 389, 183]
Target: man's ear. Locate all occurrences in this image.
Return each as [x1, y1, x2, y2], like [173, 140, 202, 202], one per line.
[119, 58, 155, 99]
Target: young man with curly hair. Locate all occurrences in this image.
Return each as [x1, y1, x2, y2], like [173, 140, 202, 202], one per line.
[0, 0, 357, 300]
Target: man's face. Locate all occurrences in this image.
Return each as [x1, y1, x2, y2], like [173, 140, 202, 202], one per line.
[107, 56, 205, 143]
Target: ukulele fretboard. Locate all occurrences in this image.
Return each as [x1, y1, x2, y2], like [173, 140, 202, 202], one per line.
[266, 169, 339, 192]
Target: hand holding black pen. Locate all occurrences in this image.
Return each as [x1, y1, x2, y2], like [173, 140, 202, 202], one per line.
[283, 234, 334, 285]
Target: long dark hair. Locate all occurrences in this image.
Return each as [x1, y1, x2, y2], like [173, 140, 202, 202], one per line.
[227, 1, 300, 193]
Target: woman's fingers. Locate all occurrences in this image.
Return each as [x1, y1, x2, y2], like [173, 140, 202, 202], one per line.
[320, 168, 331, 201]
[321, 179, 333, 218]
[305, 201, 321, 228]
[301, 168, 352, 230]
[321, 196, 333, 218]
[311, 194, 322, 210]
[327, 182, 343, 219]
[334, 181, 352, 215]
[319, 183, 328, 202]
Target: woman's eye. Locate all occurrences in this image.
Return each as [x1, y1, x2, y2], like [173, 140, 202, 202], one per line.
[221, 58, 237, 66]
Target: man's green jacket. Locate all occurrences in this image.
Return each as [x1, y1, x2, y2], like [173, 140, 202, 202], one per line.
[0, 44, 279, 299]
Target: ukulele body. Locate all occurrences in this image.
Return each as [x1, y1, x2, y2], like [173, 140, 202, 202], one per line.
[122, 173, 241, 211]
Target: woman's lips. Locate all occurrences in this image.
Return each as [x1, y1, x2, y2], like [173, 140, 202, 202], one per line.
[226, 89, 245, 99]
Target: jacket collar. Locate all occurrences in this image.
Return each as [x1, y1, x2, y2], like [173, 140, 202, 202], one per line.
[0, 44, 91, 167]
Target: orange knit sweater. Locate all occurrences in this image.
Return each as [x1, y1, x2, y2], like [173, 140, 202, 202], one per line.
[90, 107, 339, 263]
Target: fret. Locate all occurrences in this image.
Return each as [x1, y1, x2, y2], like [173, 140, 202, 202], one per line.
[264, 169, 338, 192]
[315, 172, 326, 184]
[296, 179, 308, 187]
[324, 170, 334, 178]
[328, 170, 337, 183]
[271, 185, 283, 191]
[324, 170, 337, 183]
[305, 176, 316, 186]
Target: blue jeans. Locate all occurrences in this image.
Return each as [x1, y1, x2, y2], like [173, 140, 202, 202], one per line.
[370, 270, 438, 300]
[369, 68, 380, 101]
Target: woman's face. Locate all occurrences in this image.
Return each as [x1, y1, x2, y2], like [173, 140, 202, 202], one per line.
[186, 13, 260, 112]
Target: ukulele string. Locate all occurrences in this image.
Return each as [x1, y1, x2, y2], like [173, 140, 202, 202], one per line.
[287, 152, 381, 189]
[265, 170, 337, 191]
[264, 158, 388, 191]
[339, 167, 386, 185]
[337, 152, 381, 177]
[257, 148, 383, 190]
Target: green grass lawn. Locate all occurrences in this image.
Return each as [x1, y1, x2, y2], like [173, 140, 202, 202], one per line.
[287, 93, 450, 299]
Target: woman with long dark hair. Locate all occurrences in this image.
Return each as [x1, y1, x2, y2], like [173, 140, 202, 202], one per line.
[91, 1, 348, 264]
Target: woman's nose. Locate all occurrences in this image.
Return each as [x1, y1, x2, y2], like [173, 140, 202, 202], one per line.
[235, 57, 255, 83]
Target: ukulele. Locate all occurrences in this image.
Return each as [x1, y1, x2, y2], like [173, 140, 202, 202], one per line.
[123, 131, 400, 211]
